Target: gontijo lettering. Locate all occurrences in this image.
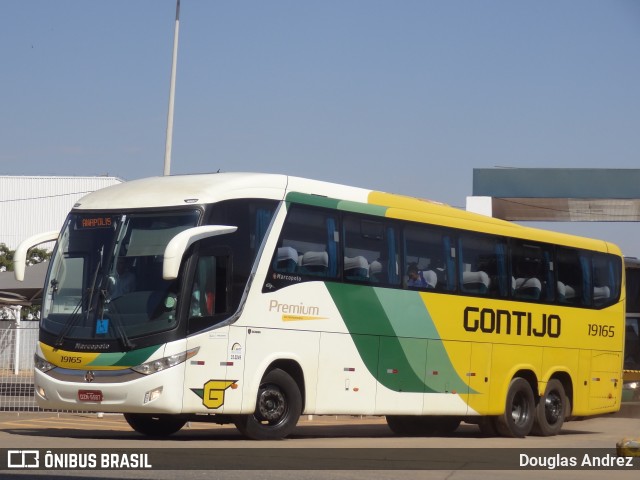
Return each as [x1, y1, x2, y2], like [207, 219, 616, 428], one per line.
[464, 306, 561, 338]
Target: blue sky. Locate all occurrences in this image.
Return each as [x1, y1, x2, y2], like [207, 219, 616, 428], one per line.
[2, 1, 640, 253]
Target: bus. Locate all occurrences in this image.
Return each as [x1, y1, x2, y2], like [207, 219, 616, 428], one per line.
[15, 172, 625, 439]
[623, 258, 640, 401]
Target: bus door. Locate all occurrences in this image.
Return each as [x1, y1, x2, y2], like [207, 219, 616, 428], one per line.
[183, 247, 241, 414]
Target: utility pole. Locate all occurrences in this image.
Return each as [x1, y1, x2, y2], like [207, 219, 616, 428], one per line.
[163, 0, 181, 176]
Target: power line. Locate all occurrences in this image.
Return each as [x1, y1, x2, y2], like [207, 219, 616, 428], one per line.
[0, 191, 94, 203]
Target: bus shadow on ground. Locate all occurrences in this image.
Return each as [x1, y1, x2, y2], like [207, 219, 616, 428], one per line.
[0, 420, 600, 442]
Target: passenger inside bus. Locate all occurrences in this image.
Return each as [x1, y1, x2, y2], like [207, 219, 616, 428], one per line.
[406, 263, 437, 289]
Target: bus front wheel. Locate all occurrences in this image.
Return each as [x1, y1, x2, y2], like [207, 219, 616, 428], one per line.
[234, 368, 302, 440]
[123, 413, 187, 436]
[495, 377, 535, 438]
[531, 379, 566, 436]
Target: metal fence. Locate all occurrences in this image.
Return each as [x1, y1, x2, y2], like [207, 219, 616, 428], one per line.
[0, 320, 39, 411]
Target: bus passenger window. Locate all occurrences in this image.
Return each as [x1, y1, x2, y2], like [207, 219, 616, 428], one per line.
[343, 216, 399, 285]
[592, 253, 621, 308]
[403, 224, 454, 292]
[511, 241, 554, 302]
[457, 233, 507, 298]
[556, 248, 588, 306]
[275, 246, 299, 273]
[270, 206, 338, 280]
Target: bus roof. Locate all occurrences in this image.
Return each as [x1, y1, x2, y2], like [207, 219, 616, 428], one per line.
[72, 172, 621, 255]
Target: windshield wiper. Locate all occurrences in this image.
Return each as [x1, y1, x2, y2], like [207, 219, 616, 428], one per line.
[53, 296, 84, 349]
[99, 288, 135, 351]
[54, 255, 103, 349]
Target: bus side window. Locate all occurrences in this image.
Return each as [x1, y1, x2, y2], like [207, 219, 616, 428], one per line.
[592, 253, 621, 308]
[271, 205, 338, 279]
[343, 215, 399, 285]
[190, 253, 229, 320]
[510, 241, 554, 302]
[190, 256, 216, 317]
[403, 224, 454, 292]
[556, 248, 590, 306]
[457, 233, 507, 298]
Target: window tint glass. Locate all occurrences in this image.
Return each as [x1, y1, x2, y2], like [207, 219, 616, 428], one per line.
[403, 224, 455, 291]
[556, 248, 589, 306]
[592, 253, 621, 308]
[511, 241, 554, 302]
[457, 233, 508, 297]
[273, 206, 338, 278]
[343, 216, 399, 285]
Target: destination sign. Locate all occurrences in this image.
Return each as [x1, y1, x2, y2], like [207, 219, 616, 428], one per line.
[78, 217, 113, 229]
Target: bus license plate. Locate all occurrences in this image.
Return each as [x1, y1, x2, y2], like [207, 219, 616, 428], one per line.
[78, 390, 103, 402]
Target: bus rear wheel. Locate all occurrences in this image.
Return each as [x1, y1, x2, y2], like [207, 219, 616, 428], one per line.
[234, 368, 302, 440]
[123, 413, 187, 436]
[495, 377, 535, 438]
[532, 379, 566, 436]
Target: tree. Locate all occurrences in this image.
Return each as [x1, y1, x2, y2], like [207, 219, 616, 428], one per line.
[0, 243, 51, 271]
[0, 243, 52, 319]
[0, 243, 12, 272]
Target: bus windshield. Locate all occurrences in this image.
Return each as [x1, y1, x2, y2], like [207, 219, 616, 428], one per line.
[41, 210, 200, 345]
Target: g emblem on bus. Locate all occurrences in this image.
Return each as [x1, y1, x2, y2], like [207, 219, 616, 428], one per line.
[84, 371, 95, 383]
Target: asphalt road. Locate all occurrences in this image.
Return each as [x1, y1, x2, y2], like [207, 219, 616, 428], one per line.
[0, 406, 639, 480]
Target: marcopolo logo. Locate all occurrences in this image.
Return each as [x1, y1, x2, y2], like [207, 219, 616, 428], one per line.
[7, 450, 40, 468]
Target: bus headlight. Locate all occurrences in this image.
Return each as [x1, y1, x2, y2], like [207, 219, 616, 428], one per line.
[34, 353, 55, 373]
[131, 347, 199, 375]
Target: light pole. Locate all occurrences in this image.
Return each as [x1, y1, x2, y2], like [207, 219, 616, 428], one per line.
[163, 0, 181, 176]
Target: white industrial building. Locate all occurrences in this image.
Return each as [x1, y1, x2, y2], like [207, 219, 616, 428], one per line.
[0, 175, 123, 250]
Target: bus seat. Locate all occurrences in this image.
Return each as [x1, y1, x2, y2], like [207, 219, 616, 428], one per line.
[369, 260, 382, 282]
[275, 246, 298, 273]
[514, 277, 542, 300]
[422, 270, 437, 289]
[344, 256, 369, 281]
[593, 286, 610, 302]
[298, 251, 329, 276]
[462, 271, 490, 294]
[558, 282, 576, 303]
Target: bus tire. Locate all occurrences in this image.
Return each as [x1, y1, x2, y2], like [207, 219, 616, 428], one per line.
[477, 416, 499, 437]
[123, 413, 187, 436]
[495, 377, 535, 438]
[234, 368, 302, 440]
[532, 379, 566, 436]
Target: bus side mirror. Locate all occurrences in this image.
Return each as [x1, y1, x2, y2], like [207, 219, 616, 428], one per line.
[14, 231, 60, 281]
[162, 225, 237, 280]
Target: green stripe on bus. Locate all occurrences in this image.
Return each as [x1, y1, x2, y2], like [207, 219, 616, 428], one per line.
[87, 345, 161, 367]
[325, 283, 470, 394]
[285, 192, 341, 209]
[285, 192, 388, 217]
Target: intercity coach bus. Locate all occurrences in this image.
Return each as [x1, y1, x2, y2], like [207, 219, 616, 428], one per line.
[15, 173, 624, 439]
